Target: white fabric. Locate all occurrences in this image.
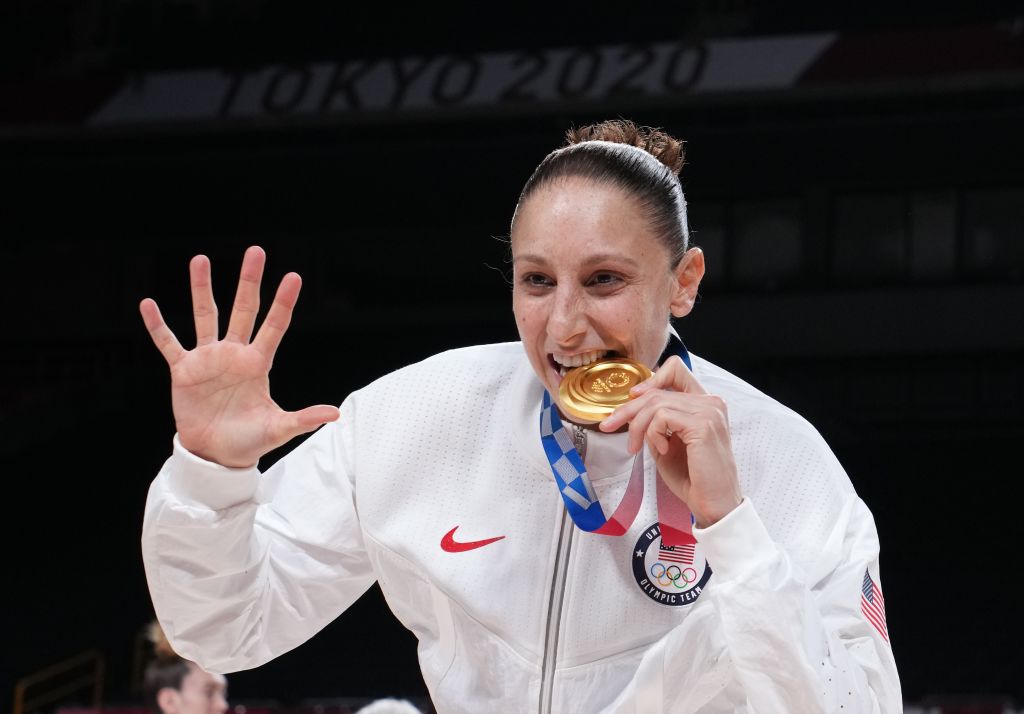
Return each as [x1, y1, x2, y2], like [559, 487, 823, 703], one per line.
[142, 342, 902, 713]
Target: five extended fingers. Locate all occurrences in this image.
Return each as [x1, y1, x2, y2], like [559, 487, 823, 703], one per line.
[138, 248, 342, 464]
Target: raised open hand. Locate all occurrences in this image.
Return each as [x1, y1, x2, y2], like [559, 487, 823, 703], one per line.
[139, 246, 340, 468]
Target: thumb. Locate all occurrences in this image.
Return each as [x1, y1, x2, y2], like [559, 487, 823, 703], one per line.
[273, 404, 341, 444]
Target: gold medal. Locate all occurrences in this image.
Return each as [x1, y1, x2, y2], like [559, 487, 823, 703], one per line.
[557, 358, 653, 423]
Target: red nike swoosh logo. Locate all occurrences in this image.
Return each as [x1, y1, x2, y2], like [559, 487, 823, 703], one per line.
[440, 526, 506, 553]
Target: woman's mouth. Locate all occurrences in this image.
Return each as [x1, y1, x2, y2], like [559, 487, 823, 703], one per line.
[548, 350, 621, 383]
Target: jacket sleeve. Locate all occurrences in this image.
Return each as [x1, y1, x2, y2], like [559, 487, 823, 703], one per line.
[683, 495, 902, 712]
[141, 396, 376, 673]
[604, 451, 901, 713]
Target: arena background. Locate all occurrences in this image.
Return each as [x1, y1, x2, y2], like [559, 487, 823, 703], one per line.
[2, 1, 1023, 711]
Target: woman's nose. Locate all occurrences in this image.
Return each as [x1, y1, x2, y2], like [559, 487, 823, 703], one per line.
[548, 289, 587, 344]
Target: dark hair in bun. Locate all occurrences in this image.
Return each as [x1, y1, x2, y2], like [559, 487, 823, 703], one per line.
[143, 621, 191, 713]
[515, 119, 690, 265]
[566, 119, 685, 175]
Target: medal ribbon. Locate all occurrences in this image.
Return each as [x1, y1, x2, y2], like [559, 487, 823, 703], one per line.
[539, 335, 697, 546]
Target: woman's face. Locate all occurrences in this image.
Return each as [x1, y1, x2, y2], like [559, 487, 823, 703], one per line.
[158, 663, 228, 714]
[511, 177, 703, 414]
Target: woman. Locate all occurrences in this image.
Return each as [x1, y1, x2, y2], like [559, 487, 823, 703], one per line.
[140, 121, 901, 712]
[144, 621, 229, 714]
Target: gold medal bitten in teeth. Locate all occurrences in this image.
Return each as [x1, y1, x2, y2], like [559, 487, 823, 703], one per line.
[557, 358, 653, 423]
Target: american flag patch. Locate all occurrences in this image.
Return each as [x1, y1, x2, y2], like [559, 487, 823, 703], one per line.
[861, 569, 889, 642]
[659, 543, 695, 565]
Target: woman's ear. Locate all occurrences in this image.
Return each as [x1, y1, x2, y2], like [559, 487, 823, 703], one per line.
[669, 247, 705, 318]
[157, 687, 179, 714]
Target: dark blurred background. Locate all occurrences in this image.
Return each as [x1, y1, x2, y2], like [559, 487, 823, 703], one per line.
[2, 1, 1023, 712]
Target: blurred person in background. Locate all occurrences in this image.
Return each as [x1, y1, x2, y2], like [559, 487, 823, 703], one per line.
[144, 621, 229, 714]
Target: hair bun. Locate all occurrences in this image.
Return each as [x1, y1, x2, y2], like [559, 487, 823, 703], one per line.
[147, 621, 179, 661]
[565, 119, 685, 175]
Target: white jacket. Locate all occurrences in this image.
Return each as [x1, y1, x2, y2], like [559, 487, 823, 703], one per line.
[142, 343, 902, 713]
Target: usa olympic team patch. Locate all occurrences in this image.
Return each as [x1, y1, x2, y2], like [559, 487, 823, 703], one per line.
[632, 522, 712, 606]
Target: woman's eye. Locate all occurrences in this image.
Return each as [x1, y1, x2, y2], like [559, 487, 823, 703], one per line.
[589, 273, 621, 287]
[523, 273, 553, 287]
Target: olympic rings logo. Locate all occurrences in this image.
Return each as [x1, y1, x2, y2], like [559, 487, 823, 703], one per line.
[650, 562, 698, 590]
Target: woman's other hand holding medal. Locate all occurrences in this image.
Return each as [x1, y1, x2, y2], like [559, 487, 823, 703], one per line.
[138, 246, 341, 468]
[599, 355, 742, 528]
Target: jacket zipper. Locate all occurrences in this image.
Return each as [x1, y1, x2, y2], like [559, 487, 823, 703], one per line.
[538, 425, 586, 714]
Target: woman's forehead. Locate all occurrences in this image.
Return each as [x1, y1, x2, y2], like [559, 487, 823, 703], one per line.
[515, 181, 648, 232]
[511, 182, 663, 262]
[516, 177, 641, 219]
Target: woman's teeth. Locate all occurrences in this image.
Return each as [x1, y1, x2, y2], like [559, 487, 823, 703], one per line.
[554, 350, 608, 375]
